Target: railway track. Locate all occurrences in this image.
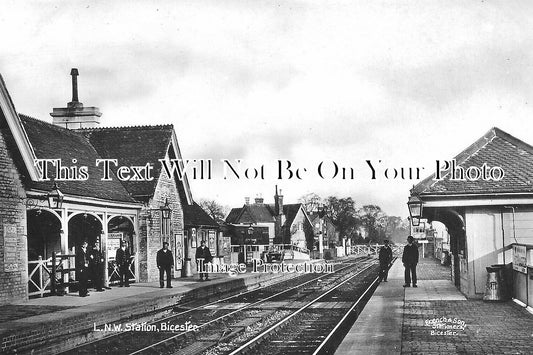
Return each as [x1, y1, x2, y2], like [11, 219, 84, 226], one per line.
[63, 257, 378, 355]
[228, 260, 384, 355]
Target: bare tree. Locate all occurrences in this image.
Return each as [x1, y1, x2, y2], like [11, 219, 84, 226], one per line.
[298, 193, 323, 213]
[198, 199, 229, 223]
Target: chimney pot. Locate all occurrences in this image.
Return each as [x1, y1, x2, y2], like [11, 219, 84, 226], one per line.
[51, 68, 102, 129]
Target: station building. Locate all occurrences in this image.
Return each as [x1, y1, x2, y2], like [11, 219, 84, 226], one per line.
[410, 127, 533, 305]
[0, 71, 218, 304]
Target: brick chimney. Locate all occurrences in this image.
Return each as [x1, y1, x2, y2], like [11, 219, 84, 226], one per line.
[254, 194, 264, 204]
[244, 197, 250, 205]
[274, 185, 283, 215]
[50, 68, 102, 129]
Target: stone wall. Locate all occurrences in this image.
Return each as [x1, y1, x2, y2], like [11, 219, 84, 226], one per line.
[0, 128, 28, 304]
[138, 168, 184, 282]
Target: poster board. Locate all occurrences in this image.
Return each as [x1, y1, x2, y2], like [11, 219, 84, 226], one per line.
[107, 232, 123, 261]
[208, 230, 216, 255]
[513, 244, 527, 274]
[3, 224, 18, 272]
[175, 232, 183, 270]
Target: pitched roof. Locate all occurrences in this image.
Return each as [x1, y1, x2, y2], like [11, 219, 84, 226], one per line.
[413, 127, 533, 196]
[18, 115, 135, 202]
[283, 203, 303, 226]
[183, 202, 219, 227]
[80, 125, 173, 200]
[225, 202, 307, 227]
[225, 207, 243, 223]
[225, 204, 276, 224]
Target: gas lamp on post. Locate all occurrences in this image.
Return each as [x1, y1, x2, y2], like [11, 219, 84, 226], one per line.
[407, 195, 423, 227]
[47, 182, 64, 209]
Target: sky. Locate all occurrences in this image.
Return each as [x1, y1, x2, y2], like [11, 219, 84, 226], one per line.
[2, 0, 533, 217]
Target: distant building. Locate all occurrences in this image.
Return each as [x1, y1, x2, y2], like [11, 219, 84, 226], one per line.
[225, 187, 314, 256]
[308, 212, 339, 249]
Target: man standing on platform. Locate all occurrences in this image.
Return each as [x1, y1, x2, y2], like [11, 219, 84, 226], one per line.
[195, 240, 213, 281]
[76, 241, 90, 297]
[402, 236, 419, 288]
[116, 241, 131, 287]
[378, 240, 393, 282]
[89, 240, 106, 292]
[157, 242, 174, 288]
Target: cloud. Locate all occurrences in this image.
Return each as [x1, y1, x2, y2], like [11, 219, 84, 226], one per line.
[367, 45, 533, 109]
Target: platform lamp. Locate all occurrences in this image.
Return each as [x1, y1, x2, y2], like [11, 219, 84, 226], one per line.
[407, 195, 423, 227]
[245, 225, 254, 264]
[47, 182, 64, 209]
[161, 198, 171, 220]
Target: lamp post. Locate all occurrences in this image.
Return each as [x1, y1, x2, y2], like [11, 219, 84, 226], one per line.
[245, 225, 254, 264]
[317, 205, 327, 259]
[407, 195, 423, 227]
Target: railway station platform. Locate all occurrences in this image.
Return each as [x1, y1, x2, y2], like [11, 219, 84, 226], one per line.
[336, 257, 533, 355]
[1, 258, 326, 354]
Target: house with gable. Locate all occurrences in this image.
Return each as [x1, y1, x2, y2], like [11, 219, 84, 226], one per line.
[225, 187, 314, 261]
[0, 69, 217, 304]
[308, 212, 339, 249]
[410, 127, 533, 302]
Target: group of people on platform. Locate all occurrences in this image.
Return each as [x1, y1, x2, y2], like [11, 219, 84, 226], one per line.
[75, 240, 114, 297]
[378, 235, 419, 288]
[76, 239, 213, 297]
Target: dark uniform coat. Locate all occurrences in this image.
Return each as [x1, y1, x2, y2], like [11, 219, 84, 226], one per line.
[402, 243, 419, 265]
[379, 245, 393, 266]
[156, 249, 174, 268]
[195, 245, 213, 262]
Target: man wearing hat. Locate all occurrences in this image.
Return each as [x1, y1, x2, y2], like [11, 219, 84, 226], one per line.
[157, 242, 174, 288]
[76, 241, 90, 297]
[195, 240, 213, 281]
[378, 240, 393, 282]
[116, 240, 131, 287]
[402, 235, 419, 287]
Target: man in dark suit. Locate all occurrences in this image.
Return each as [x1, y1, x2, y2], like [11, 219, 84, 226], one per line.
[195, 240, 213, 281]
[156, 242, 174, 288]
[378, 240, 393, 282]
[89, 240, 105, 292]
[402, 236, 419, 288]
[116, 241, 131, 287]
[76, 241, 90, 297]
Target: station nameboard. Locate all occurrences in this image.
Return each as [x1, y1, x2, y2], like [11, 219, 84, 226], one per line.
[512, 244, 527, 274]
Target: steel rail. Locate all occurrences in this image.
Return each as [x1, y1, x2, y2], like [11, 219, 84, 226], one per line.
[312, 257, 399, 355]
[312, 273, 382, 354]
[227, 261, 377, 355]
[128, 258, 371, 355]
[66, 258, 362, 354]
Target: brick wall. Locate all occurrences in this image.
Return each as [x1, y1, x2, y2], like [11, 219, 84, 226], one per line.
[138, 169, 184, 282]
[0, 128, 28, 304]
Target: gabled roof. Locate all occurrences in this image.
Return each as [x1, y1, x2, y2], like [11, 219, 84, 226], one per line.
[226, 204, 276, 224]
[183, 202, 219, 228]
[413, 127, 533, 196]
[225, 208, 243, 223]
[0, 75, 40, 180]
[81, 125, 174, 200]
[0, 73, 194, 206]
[283, 203, 303, 226]
[18, 115, 135, 202]
[308, 212, 336, 226]
[225, 202, 309, 227]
